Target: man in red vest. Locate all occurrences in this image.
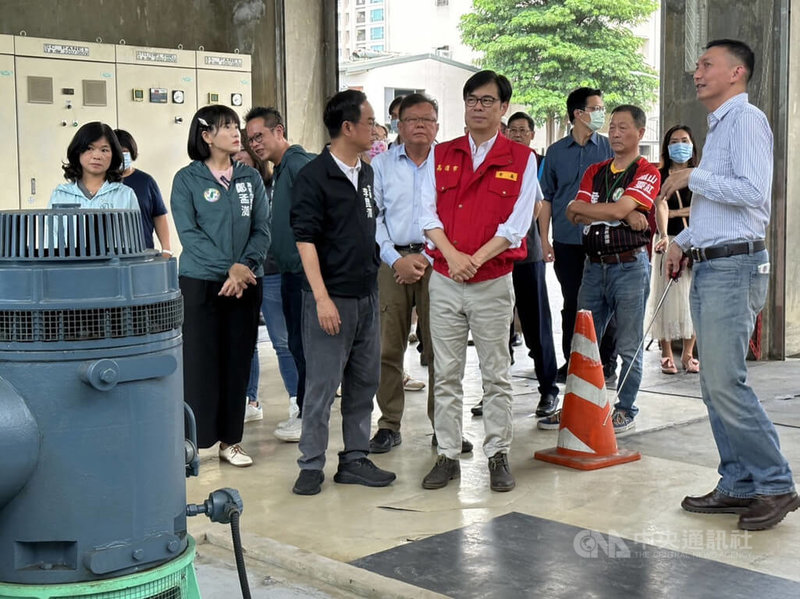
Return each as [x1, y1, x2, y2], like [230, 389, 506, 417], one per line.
[419, 70, 540, 492]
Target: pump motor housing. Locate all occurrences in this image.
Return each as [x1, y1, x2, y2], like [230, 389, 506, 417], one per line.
[0, 209, 187, 585]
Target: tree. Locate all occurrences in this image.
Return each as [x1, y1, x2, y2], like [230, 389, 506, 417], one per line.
[460, 0, 659, 137]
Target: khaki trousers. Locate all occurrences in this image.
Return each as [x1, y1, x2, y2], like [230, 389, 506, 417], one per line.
[376, 261, 434, 431]
[428, 271, 515, 459]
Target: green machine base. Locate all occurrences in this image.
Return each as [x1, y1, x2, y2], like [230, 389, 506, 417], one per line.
[0, 536, 201, 599]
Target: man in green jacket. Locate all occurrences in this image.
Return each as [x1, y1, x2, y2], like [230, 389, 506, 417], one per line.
[245, 107, 315, 442]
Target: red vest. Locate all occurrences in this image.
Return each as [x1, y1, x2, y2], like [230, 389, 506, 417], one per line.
[430, 134, 530, 282]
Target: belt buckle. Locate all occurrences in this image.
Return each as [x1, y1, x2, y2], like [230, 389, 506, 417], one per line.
[690, 248, 703, 262]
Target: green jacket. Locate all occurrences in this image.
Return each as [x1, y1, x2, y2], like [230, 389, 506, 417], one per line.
[171, 160, 270, 282]
[270, 145, 315, 273]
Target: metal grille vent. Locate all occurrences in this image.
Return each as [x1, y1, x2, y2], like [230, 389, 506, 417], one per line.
[0, 298, 183, 343]
[53, 569, 185, 598]
[0, 210, 146, 261]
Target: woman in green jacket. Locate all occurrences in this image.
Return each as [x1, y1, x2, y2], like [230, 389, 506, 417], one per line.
[171, 105, 270, 467]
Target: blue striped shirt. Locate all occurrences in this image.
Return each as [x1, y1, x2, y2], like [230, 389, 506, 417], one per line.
[674, 93, 772, 250]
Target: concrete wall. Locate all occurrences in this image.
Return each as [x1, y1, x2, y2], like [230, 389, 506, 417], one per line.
[662, 0, 791, 358]
[786, 2, 800, 356]
[284, 0, 337, 152]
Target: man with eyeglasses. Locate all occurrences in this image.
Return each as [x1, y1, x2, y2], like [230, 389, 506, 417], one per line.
[420, 71, 540, 492]
[504, 112, 560, 420]
[289, 90, 396, 495]
[245, 107, 315, 443]
[368, 93, 474, 455]
[538, 88, 618, 415]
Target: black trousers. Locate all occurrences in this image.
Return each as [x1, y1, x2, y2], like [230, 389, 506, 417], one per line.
[180, 276, 262, 448]
[281, 272, 306, 414]
[552, 242, 618, 373]
[512, 261, 559, 397]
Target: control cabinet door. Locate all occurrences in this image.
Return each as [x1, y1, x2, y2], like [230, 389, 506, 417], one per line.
[0, 50, 19, 209]
[16, 57, 117, 210]
[116, 63, 198, 252]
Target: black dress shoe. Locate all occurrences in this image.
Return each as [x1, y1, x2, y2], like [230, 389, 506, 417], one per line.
[738, 492, 800, 531]
[369, 428, 401, 453]
[681, 489, 755, 514]
[535, 393, 559, 417]
[488, 452, 515, 492]
[431, 433, 473, 453]
[471, 400, 483, 416]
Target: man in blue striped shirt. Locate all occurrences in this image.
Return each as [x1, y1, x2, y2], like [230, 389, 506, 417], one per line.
[663, 39, 798, 530]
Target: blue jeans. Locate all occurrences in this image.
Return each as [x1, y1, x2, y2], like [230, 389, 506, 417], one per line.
[691, 250, 795, 497]
[577, 250, 650, 417]
[247, 274, 299, 400]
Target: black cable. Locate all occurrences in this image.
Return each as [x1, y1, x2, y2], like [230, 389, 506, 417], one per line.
[228, 509, 251, 599]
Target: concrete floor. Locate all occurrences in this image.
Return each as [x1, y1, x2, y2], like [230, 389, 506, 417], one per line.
[187, 266, 800, 598]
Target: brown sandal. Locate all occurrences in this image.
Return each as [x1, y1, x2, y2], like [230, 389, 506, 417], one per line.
[661, 357, 678, 375]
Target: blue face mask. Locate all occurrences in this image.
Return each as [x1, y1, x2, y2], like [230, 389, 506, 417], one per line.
[668, 142, 693, 164]
[122, 151, 133, 170]
[389, 118, 399, 134]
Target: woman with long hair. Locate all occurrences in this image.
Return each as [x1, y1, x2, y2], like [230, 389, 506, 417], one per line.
[648, 124, 699, 374]
[171, 105, 270, 467]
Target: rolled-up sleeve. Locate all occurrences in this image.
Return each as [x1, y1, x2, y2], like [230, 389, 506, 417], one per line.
[419, 156, 443, 247]
[494, 153, 539, 247]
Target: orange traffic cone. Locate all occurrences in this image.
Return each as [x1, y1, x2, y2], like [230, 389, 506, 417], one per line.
[534, 310, 641, 470]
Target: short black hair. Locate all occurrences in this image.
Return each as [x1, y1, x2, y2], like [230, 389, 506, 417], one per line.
[187, 104, 241, 161]
[398, 93, 438, 120]
[660, 124, 698, 170]
[463, 70, 512, 104]
[113, 129, 138, 160]
[323, 89, 367, 139]
[566, 87, 603, 124]
[706, 38, 755, 83]
[611, 104, 647, 129]
[62, 121, 124, 183]
[507, 111, 534, 132]
[244, 106, 287, 137]
[388, 95, 405, 117]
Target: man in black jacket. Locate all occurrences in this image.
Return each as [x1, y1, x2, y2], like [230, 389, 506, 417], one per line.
[290, 89, 396, 495]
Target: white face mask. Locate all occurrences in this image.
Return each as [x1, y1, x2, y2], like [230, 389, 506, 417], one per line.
[585, 110, 605, 132]
[122, 151, 133, 170]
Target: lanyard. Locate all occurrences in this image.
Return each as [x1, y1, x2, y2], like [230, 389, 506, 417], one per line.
[604, 157, 640, 201]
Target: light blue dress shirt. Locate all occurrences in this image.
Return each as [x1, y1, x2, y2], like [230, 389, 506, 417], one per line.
[674, 93, 772, 249]
[373, 143, 432, 267]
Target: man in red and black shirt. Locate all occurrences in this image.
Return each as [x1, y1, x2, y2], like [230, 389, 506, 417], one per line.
[565, 105, 660, 433]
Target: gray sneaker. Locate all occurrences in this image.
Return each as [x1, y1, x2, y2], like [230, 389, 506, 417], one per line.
[422, 455, 460, 489]
[612, 409, 635, 433]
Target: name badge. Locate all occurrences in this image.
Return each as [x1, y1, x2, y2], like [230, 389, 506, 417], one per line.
[495, 170, 518, 181]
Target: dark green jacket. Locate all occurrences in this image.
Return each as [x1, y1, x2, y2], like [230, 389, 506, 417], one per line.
[270, 145, 315, 273]
[171, 160, 270, 281]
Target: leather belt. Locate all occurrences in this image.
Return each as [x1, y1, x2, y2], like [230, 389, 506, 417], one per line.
[588, 246, 646, 264]
[395, 243, 425, 253]
[690, 240, 766, 263]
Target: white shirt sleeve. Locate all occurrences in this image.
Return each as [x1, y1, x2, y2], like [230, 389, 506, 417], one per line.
[495, 153, 540, 247]
[419, 154, 443, 248]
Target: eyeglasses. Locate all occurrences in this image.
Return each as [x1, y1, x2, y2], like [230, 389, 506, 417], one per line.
[465, 95, 499, 108]
[508, 128, 532, 135]
[582, 105, 606, 113]
[246, 127, 278, 145]
[401, 117, 437, 125]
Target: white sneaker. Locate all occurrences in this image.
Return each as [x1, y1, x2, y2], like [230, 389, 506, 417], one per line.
[244, 401, 263, 423]
[219, 444, 253, 467]
[288, 396, 299, 420]
[403, 372, 425, 391]
[274, 416, 302, 442]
